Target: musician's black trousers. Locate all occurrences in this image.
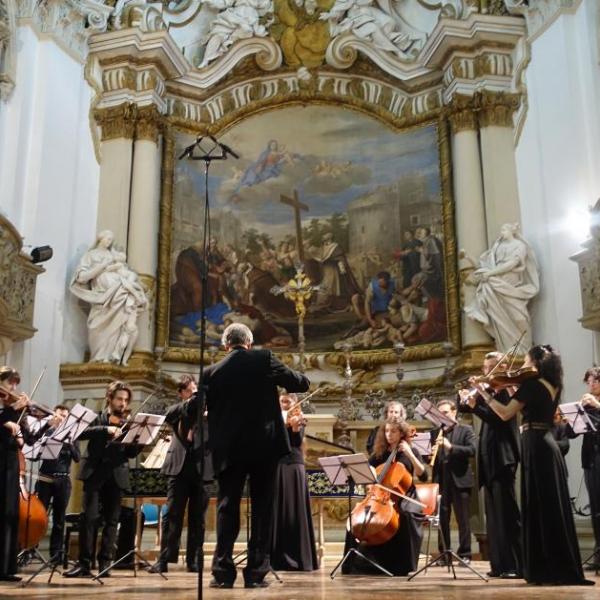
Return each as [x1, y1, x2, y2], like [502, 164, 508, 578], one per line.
[584, 461, 600, 557]
[212, 460, 277, 585]
[484, 476, 522, 574]
[36, 476, 72, 561]
[439, 480, 472, 558]
[159, 457, 209, 567]
[79, 474, 122, 568]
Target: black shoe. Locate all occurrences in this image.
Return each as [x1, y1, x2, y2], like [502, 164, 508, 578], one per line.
[500, 571, 520, 579]
[209, 578, 233, 588]
[487, 571, 501, 577]
[147, 562, 168, 574]
[63, 564, 92, 578]
[244, 580, 269, 589]
[0, 574, 22, 582]
[584, 563, 600, 572]
[187, 564, 199, 573]
[97, 563, 111, 578]
[434, 557, 449, 567]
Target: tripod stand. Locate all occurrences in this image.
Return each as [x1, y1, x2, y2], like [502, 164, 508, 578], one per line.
[93, 415, 167, 582]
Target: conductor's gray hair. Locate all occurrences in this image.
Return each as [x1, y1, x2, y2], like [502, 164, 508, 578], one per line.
[222, 322, 254, 348]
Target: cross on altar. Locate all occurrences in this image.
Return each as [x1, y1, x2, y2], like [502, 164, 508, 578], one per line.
[271, 266, 320, 371]
[280, 190, 308, 262]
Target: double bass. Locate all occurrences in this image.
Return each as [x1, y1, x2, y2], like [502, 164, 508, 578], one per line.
[349, 446, 413, 546]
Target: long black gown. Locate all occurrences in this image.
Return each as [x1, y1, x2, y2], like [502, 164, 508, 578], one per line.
[514, 378, 589, 585]
[270, 426, 318, 571]
[341, 449, 426, 576]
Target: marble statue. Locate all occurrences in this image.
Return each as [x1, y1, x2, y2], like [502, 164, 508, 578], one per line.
[320, 0, 413, 57]
[464, 223, 539, 353]
[70, 230, 148, 365]
[199, 0, 274, 68]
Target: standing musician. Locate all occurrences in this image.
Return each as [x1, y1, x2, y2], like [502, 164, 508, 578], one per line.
[0, 366, 59, 581]
[430, 399, 476, 564]
[343, 419, 427, 576]
[459, 352, 522, 578]
[203, 323, 309, 589]
[64, 381, 141, 578]
[570, 367, 600, 570]
[474, 345, 593, 586]
[149, 374, 213, 574]
[35, 405, 80, 565]
[270, 393, 318, 572]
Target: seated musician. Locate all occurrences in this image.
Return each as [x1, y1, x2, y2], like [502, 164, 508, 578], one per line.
[342, 419, 427, 576]
[365, 401, 407, 456]
[270, 393, 318, 571]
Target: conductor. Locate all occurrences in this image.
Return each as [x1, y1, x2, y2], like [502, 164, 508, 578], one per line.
[203, 323, 309, 589]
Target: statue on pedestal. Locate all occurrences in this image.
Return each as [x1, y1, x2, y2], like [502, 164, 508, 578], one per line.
[463, 223, 539, 352]
[70, 230, 148, 365]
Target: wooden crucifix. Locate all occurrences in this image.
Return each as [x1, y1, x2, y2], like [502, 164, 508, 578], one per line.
[280, 190, 308, 262]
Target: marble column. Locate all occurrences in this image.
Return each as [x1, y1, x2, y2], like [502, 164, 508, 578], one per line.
[94, 103, 137, 250]
[448, 98, 492, 349]
[127, 105, 162, 358]
[477, 91, 522, 242]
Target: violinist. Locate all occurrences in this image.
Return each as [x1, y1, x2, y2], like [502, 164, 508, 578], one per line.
[569, 367, 600, 570]
[64, 381, 141, 579]
[35, 405, 80, 565]
[459, 352, 521, 579]
[0, 366, 55, 582]
[342, 419, 427, 576]
[149, 374, 213, 574]
[474, 345, 593, 586]
[430, 399, 476, 565]
[270, 393, 318, 572]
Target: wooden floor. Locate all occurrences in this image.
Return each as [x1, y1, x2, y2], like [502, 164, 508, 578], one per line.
[3, 561, 599, 600]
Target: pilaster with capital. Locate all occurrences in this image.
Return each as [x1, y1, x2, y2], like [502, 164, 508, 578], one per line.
[446, 95, 492, 348]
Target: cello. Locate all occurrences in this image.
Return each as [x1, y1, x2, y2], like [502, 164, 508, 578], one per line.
[349, 445, 416, 546]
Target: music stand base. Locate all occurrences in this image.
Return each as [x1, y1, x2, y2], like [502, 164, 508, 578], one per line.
[232, 550, 283, 583]
[330, 548, 394, 579]
[582, 550, 599, 572]
[21, 553, 100, 587]
[93, 549, 168, 582]
[407, 550, 488, 582]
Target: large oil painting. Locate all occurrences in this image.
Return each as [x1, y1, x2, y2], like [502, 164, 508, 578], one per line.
[166, 105, 452, 353]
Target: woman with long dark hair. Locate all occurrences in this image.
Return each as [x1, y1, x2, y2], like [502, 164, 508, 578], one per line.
[475, 345, 593, 586]
[342, 419, 427, 576]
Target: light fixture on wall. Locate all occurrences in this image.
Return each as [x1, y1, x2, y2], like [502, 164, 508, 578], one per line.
[30, 245, 53, 264]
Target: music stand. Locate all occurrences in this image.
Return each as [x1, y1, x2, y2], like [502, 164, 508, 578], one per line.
[560, 403, 600, 571]
[414, 398, 457, 432]
[321, 453, 394, 579]
[21, 404, 97, 586]
[93, 413, 167, 582]
[411, 433, 432, 458]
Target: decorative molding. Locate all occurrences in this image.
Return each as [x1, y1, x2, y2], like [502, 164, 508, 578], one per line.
[94, 102, 138, 140]
[0, 0, 16, 100]
[0, 213, 44, 352]
[135, 103, 162, 142]
[446, 93, 478, 132]
[504, 0, 582, 42]
[476, 88, 520, 127]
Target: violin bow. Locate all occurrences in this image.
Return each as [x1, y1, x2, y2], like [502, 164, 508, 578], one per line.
[15, 367, 47, 426]
[286, 387, 321, 414]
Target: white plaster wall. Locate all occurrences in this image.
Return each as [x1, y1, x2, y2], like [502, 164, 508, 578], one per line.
[0, 25, 99, 400]
[515, 0, 600, 497]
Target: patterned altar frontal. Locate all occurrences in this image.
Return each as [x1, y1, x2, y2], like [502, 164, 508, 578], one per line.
[167, 105, 453, 354]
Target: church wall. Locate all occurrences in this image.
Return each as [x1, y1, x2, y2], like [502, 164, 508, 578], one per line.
[0, 24, 99, 399]
[515, 0, 600, 493]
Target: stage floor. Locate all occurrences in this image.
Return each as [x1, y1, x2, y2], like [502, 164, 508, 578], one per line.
[3, 561, 599, 600]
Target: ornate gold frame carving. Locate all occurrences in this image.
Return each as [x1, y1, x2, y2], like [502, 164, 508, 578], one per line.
[155, 88, 461, 366]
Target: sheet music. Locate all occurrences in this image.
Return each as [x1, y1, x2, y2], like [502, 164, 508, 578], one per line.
[559, 402, 597, 435]
[319, 453, 375, 486]
[411, 432, 432, 457]
[119, 413, 166, 445]
[23, 437, 62, 461]
[52, 403, 96, 443]
[415, 398, 456, 431]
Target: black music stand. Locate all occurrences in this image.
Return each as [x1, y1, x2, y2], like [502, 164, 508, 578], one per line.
[93, 413, 167, 582]
[321, 453, 393, 579]
[22, 404, 97, 586]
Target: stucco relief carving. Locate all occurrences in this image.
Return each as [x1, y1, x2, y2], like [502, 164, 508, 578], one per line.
[0, 0, 16, 100]
[504, 0, 581, 40]
[0, 214, 44, 352]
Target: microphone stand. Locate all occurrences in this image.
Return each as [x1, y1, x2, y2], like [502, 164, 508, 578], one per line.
[179, 135, 239, 600]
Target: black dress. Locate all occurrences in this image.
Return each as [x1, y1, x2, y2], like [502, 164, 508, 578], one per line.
[514, 378, 588, 585]
[342, 449, 426, 576]
[270, 426, 318, 571]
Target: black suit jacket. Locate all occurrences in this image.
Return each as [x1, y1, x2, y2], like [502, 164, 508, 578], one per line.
[161, 398, 213, 481]
[78, 410, 140, 491]
[432, 423, 476, 489]
[202, 348, 309, 475]
[467, 389, 520, 487]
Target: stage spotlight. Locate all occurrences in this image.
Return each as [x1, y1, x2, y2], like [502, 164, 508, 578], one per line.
[30, 245, 53, 264]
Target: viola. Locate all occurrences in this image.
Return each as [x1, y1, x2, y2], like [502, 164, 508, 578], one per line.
[349, 446, 413, 546]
